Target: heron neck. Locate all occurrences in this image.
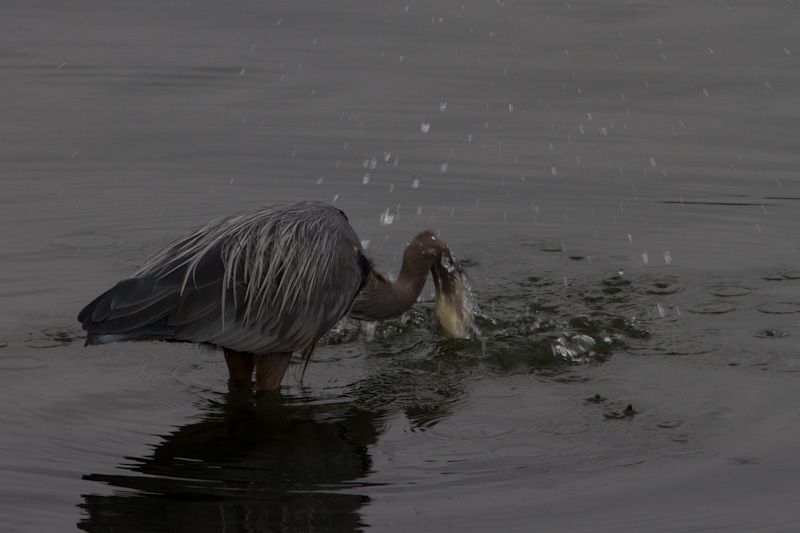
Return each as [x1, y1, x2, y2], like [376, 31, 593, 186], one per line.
[348, 245, 439, 320]
[395, 246, 437, 303]
[347, 232, 449, 321]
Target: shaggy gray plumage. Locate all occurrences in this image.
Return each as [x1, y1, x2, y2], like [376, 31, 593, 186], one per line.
[79, 202, 370, 355]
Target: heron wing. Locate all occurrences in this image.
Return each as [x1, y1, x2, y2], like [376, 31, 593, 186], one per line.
[78, 276, 178, 344]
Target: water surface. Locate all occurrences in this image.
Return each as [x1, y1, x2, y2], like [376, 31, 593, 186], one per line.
[2, 1, 800, 531]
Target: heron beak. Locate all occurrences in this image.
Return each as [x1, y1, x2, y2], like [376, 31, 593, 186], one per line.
[432, 259, 473, 339]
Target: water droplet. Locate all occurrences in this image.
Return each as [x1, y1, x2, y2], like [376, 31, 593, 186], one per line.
[508, 103, 514, 112]
[411, 176, 420, 188]
[315, 176, 324, 185]
[440, 101, 448, 111]
[364, 321, 377, 341]
[380, 207, 395, 225]
[440, 162, 449, 173]
[383, 150, 392, 162]
[362, 173, 370, 185]
[641, 251, 649, 264]
[663, 251, 672, 264]
[420, 122, 431, 133]
[550, 165, 557, 176]
[361, 239, 370, 250]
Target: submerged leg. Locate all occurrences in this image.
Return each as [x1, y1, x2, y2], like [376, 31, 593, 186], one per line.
[253, 352, 293, 392]
[224, 348, 255, 382]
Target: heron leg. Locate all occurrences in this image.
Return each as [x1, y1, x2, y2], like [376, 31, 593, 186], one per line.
[253, 352, 292, 391]
[224, 348, 255, 382]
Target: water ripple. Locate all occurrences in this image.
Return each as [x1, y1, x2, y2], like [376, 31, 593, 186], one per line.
[707, 285, 751, 298]
[761, 268, 800, 281]
[0, 354, 48, 370]
[48, 231, 121, 251]
[757, 301, 800, 315]
[686, 302, 737, 314]
[24, 328, 82, 349]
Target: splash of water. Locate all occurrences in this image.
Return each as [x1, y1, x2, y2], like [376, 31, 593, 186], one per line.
[551, 333, 596, 363]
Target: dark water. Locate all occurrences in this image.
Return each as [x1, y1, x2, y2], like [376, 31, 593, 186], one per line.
[3, 1, 800, 531]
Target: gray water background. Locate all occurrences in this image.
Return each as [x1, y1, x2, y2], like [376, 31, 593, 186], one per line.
[2, 1, 800, 531]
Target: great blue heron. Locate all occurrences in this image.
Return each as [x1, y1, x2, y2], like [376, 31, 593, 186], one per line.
[78, 201, 471, 391]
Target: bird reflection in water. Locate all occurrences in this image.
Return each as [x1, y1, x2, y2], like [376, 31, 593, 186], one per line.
[79, 386, 382, 532]
[78, 349, 469, 533]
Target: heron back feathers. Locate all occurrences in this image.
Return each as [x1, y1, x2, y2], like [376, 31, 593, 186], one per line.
[79, 202, 368, 354]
